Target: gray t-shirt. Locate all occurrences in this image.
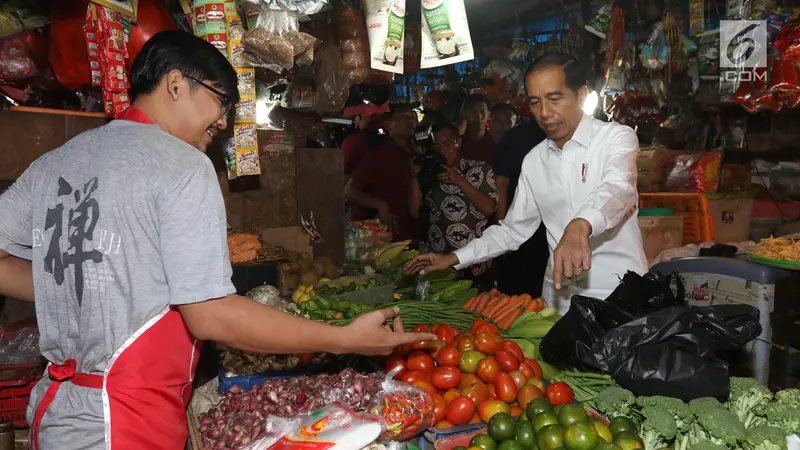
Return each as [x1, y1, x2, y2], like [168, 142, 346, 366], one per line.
[0, 119, 235, 449]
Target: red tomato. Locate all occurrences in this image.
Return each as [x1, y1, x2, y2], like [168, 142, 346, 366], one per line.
[475, 332, 504, 355]
[412, 324, 431, 333]
[471, 319, 488, 334]
[476, 358, 501, 384]
[385, 354, 407, 376]
[457, 336, 475, 353]
[412, 341, 430, 351]
[399, 370, 428, 385]
[519, 361, 535, 379]
[495, 372, 518, 404]
[474, 323, 500, 335]
[431, 393, 447, 423]
[397, 343, 412, 356]
[427, 339, 446, 358]
[510, 405, 524, 416]
[430, 324, 441, 334]
[412, 380, 439, 398]
[546, 381, 575, 405]
[407, 351, 435, 373]
[459, 373, 481, 389]
[525, 358, 544, 378]
[487, 383, 497, 398]
[461, 382, 490, 407]
[446, 396, 476, 426]
[436, 324, 457, 344]
[430, 366, 462, 390]
[516, 384, 543, 410]
[503, 340, 526, 363]
[436, 347, 461, 367]
[477, 399, 511, 423]
[509, 370, 527, 389]
[495, 350, 520, 373]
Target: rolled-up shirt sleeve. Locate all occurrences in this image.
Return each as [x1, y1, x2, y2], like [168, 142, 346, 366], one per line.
[454, 162, 542, 269]
[574, 127, 639, 237]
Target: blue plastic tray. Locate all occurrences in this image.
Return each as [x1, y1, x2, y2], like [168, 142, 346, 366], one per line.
[214, 343, 335, 394]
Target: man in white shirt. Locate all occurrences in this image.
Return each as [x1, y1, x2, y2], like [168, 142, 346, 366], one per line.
[405, 54, 648, 313]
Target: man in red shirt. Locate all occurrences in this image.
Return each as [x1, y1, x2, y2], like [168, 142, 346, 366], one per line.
[342, 113, 384, 221]
[345, 105, 419, 239]
[459, 94, 496, 163]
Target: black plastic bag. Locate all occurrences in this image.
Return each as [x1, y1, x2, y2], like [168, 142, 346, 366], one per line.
[540, 296, 762, 401]
[606, 271, 685, 317]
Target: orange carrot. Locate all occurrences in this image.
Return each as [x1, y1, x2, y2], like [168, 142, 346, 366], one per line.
[463, 297, 478, 310]
[490, 297, 521, 322]
[482, 298, 508, 319]
[534, 298, 544, 312]
[475, 295, 491, 313]
[495, 301, 525, 328]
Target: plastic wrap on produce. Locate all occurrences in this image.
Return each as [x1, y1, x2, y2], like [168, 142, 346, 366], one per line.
[0, 318, 41, 365]
[255, 404, 380, 450]
[539, 272, 763, 401]
[419, 0, 474, 69]
[368, 368, 435, 441]
[364, 0, 405, 74]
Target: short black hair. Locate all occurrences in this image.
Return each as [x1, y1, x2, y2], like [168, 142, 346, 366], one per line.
[129, 30, 239, 104]
[464, 94, 489, 109]
[525, 53, 586, 93]
[490, 103, 518, 117]
[431, 121, 459, 138]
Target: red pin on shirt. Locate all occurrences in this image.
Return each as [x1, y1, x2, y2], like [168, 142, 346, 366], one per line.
[581, 163, 587, 183]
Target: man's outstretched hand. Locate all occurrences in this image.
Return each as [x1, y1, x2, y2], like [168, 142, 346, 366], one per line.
[403, 253, 459, 276]
[553, 218, 592, 289]
[342, 307, 436, 356]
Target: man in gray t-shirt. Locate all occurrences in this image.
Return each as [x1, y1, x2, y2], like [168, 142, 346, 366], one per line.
[0, 31, 432, 450]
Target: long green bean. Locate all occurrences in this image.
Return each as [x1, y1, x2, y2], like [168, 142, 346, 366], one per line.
[328, 301, 491, 331]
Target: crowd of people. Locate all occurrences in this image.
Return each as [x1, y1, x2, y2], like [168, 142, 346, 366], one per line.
[342, 91, 551, 297]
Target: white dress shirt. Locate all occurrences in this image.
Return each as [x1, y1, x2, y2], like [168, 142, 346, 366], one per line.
[453, 114, 648, 313]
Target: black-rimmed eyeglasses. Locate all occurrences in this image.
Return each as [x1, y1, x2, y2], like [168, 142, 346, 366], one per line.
[183, 74, 232, 119]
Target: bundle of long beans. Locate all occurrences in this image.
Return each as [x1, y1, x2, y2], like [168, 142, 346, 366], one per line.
[551, 370, 617, 407]
[328, 300, 491, 332]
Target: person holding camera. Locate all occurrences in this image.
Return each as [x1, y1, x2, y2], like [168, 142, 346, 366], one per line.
[405, 54, 647, 313]
[409, 122, 498, 289]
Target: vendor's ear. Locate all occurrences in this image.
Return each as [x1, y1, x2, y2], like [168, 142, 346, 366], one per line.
[577, 85, 589, 105]
[166, 69, 184, 101]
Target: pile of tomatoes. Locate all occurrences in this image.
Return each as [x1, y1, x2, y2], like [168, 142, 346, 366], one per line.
[385, 320, 575, 429]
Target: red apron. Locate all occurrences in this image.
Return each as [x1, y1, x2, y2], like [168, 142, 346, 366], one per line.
[31, 109, 202, 450]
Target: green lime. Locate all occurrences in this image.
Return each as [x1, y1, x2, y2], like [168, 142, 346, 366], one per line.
[488, 413, 516, 442]
[527, 398, 554, 419]
[564, 423, 601, 450]
[608, 417, 637, 437]
[536, 424, 565, 450]
[612, 432, 644, 450]
[515, 420, 536, 447]
[558, 404, 588, 428]
[452, 447, 468, 450]
[554, 403, 566, 414]
[533, 412, 559, 433]
[594, 445, 623, 450]
[498, 441, 526, 450]
[470, 434, 498, 450]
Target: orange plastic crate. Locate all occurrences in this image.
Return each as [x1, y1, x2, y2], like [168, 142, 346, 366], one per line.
[640, 193, 715, 245]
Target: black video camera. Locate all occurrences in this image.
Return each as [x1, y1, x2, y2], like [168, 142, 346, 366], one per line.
[413, 124, 446, 193]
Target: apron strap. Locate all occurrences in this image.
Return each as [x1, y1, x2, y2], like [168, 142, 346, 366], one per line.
[31, 359, 103, 450]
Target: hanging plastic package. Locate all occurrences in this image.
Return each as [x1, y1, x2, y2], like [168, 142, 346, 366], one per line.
[420, 0, 474, 69]
[539, 271, 762, 401]
[364, 0, 405, 74]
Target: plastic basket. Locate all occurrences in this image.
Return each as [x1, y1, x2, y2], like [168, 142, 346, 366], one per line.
[640, 193, 715, 244]
[0, 363, 42, 428]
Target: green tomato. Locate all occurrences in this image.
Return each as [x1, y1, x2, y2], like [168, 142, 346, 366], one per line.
[536, 424, 565, 450]
[459, 350, 486, 374]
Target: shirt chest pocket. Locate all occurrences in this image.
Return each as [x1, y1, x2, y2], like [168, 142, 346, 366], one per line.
[571, 154, 605, 207]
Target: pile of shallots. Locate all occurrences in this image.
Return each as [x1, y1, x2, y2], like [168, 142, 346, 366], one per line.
[198, 369, 381, 449]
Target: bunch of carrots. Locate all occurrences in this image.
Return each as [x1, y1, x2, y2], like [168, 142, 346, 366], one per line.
[228, 233, 262, 264]
[463, 289, 545, 330]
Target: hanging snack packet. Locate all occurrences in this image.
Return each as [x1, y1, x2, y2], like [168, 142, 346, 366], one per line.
[365, 0, 405, 74]
[690, 0, 704, 35]
[193, 0, 207, 37]
[697, 29, 720, 80]
[585, 4, 612, 38]
[236, 94, 257, 122]
[234, 123, 261, 176]
[223, 137, 238, 180]
[420, 0, 474, 69]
